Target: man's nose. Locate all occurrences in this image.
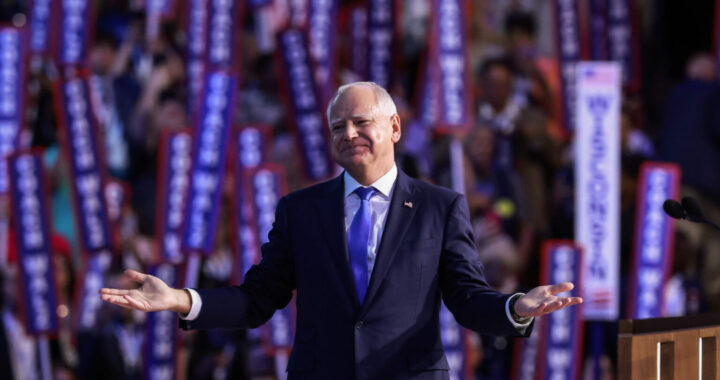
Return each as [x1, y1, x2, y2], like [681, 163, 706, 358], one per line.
[340, 122, 359, 139]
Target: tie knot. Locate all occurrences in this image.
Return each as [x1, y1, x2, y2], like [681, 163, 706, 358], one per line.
[354, 186, 376, 201]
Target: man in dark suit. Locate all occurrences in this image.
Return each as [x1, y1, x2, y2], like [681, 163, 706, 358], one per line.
[101, 82, 582, 379]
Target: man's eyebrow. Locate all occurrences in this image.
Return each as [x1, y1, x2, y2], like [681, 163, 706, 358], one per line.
[330, 114, 374, 124]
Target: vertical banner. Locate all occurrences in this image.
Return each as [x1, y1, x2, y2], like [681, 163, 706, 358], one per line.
[416, 58, 440, 127]
[536, 241, 584, 380]
[55, 0, 94, 67]
[74, 250, 111, 331]
[8, 152, 59, 335]
[28, 0, 54, 56]
[0, 27, 27, 193]
[186, 0, 209, 115]
[575, 62, 621, 320]
[182, 71, 237, 255]
[307, 0, 339, 103]
[553, 0, 584, 132]
[230, 125, 271, 284]
[156, 129, 193, 263]
[348, 6, 368, 78]
[54, 73, 114, 255]
[715, 0, 720, 78]
[276, 28, 334, 181]
[366, 0, 395, 90]
[144, 264, 180, 380]
[589, 0, 609, 61]
[440, 303, 467, 380]
[429, 0, 473, 131]
[205, 0, 243, 71]
[510, 323, 541, 380]
[246, 165, 294, 352]
[628, 163, 681, 319]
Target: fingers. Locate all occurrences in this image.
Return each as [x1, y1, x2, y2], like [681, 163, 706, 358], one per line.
[547, 282, 574, 295]
[101, 294, 136, 310]
[123, 295, 149, 311]
[99, 288, 131, 296]
[531, 296, 584, 316]
[124, 269, 149, 284]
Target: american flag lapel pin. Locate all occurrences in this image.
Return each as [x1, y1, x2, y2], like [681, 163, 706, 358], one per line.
[403, 200, 413, 208]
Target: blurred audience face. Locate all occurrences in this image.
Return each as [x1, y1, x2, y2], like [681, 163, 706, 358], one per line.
[686, 53, 717, 82]
[482, 64, 514, 111]
[465, 127, 495, 171]
[154, 99, 187, 130]
[328, 85, 400, 174]
[89, 43, 116, 76]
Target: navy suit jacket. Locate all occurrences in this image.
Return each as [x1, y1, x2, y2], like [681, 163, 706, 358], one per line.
[180, 170, 531, 379]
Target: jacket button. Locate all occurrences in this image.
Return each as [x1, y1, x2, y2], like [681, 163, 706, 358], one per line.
[356, 321, 364, 329]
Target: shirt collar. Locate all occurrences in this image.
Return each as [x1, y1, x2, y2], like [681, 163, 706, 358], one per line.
[344, 164, 397, 199]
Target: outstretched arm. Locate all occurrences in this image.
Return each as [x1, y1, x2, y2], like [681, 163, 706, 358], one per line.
[99, 269, 192, 315]
[513, 282, 583, 318]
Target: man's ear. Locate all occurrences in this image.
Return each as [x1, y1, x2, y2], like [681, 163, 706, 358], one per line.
[390, 114, 402, 143]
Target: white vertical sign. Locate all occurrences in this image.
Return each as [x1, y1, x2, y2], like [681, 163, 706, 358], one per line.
[575, 61, 621, 320]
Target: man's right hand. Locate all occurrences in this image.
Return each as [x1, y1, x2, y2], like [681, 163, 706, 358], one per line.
[99, 269, 192, 315]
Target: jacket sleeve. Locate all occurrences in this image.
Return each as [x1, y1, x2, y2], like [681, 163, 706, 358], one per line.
[180, 196, 296, 330]
[439, 194, 533, 337]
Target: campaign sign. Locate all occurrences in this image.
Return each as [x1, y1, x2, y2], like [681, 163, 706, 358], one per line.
[307, 0, 339, 102]
[55, 0, 94, 66]
[236, 124, 271, 170]
[607, 0, 641, 92]
[536, 241, 584, 380]
[144, 264, 180, 380]
[440, 303, 466, 380]
[430, 0, 473, 131]
[349, 6, 368, 78]
[8, 152, 59, 335]
[574, 62, 621, 320]
[248, 0, 272, 8]
[628, 163, 681, 319]
[589, 0, 609, 60]
[417, 59, 440, 127]
[553, 0, 584, 132]
[157, 129, 193, 263]
[366, 0, 394, 89]
[75, 250, 111, 331]
[54, 74, 113, 254]
[29, 0, 54, 54]
[205, 0, 243, 70]
[276, 28, 333, 181]
[186, 0, 209, 115]
[182, 71, 237, 255]
[0, 27, 27, 193]
[510, 321, 541, 380]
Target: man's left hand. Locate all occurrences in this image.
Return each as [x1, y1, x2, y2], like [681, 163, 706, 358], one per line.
[514, 282, 583, 318]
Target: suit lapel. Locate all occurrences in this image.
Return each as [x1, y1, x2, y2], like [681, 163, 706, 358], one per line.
[362, 170, 419, 311]
[314, 174, 361, 309]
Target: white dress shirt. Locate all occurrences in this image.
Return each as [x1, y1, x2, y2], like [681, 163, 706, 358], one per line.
[181, 164, 531, 329]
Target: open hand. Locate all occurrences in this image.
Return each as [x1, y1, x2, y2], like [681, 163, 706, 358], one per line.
[99, 269, 191, 314]
[514, 282, 583, 318]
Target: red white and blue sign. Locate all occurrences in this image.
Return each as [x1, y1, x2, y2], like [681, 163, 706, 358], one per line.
[157, 129, 193, 263]
[8, 151, 59, 335]
[366, 0, 395, 89]
[348, 6, 368, 78]
[440, 303, 467, 379]
[182, 71, 237, 255]
[28, 0, 54, 55]
[429, 0, 473, 131]
[55, 0, 94, 66]
[307, 0, 339, 102]
[186, 0, 209, 115]
[54, 74, 113, 254]
[553, 0, 585, 132]
[0, 27, 27, 194]
[205, 0, 243, 71]
[536, 241, 584, 380]
[144, 264, 180, 380]
[236, 124, 271, 170]
[75, 250, 112, 331]
[628, 162, 681, 319]
[276, 28, 334, 181]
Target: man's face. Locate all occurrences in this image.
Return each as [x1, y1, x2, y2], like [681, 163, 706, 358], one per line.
[328, 86, 401, 172]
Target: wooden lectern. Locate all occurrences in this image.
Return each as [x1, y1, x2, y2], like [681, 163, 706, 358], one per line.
[618, 313, 720, 379]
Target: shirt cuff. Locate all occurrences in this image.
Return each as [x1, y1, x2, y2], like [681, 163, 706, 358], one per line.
[505, 293, 533, 330]
[178, 288, 202, 321]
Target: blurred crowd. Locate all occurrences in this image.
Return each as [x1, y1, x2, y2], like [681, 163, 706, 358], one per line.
[0, 0, 720, 379]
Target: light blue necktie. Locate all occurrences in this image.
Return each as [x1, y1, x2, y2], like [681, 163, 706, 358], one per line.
[348, 187, 376, 304]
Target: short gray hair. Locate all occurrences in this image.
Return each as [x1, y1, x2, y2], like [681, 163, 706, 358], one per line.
[326, 82, 398, 123]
